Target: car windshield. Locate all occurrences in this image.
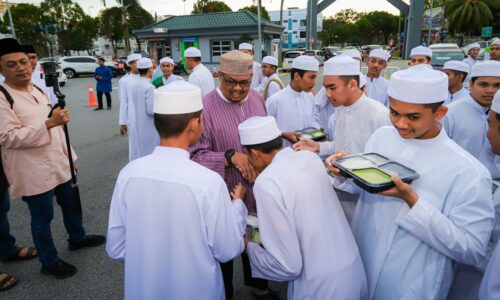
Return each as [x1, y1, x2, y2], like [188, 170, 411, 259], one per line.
[305, 51, 316, 56]
[285, 52, 302, 59]
[432, 52, 465, 66]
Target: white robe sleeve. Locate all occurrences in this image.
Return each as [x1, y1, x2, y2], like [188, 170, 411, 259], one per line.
[106, 175, 127, 260]
[266, 97, 278, 119]
[313, 88, 328, 127]
[188, 73, 201, 90]
[145, 84, 155, 116]
[247, 179, 303, 281]
[205, 182, 247, 263]
[479, 240, 500, 300]
[319, 141, 336, 157]
[119, 78, 128, 125]
[267, 82, 281, 99]
[397, 176, 494, 266]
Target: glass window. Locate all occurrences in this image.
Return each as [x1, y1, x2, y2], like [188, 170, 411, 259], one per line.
[293, 20, 297, 23]
[300, 31, 306, 38]
[300, 20, 306, 26]
[82, 57, 97, 63]
[212, 40, 231, 57]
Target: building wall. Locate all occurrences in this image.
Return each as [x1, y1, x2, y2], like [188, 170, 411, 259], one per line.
[269, 8, 323, 49]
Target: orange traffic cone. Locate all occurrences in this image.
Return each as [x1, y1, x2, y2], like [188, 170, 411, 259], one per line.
[86, 84, 97, 107]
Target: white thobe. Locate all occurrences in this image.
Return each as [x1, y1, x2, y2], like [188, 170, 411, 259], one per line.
[463, 57, 477, 90]
[251, 61, 264, 89]
[267, 85, 319, 146]
[351, 126, 494, 300]
[247, 148, 367, 300]
[31, 70, 58, 106]
[313, 86, 336, 137]
[188, 64, 215, 96]
[445, 87, 469, 105]
[260, 73, 283, 100]
[365, 75, 389, 106]
[479, 239, 500, 300]
[126, 77, 159, 161]
[317, 95, 390, 221]
[162, 74, 183, 86]
[107, 146, 247, 300]
[442, 95, 488, 158]
[118, 73, 139, 126]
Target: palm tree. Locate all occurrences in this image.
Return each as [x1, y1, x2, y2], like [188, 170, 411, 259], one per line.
[101, 0, 139, 55]
[445, 0, 496, 35]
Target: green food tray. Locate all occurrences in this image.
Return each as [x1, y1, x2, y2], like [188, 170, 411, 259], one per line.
[332, 153, 419, 193]
[296, 127, 327, 141]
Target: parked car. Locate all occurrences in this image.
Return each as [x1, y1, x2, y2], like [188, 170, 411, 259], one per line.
[304, 50, 325, 65]
[59, 56, 100, 78]
[431, 48, 466, 70]
[321, 46, 342, 60]
[429, 43, 459, 49]
[282, 51, 304, 72]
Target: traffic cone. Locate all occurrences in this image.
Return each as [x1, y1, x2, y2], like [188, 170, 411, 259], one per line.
[86, 84, 97, 107]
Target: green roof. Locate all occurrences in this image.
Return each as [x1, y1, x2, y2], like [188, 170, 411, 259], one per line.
[144, 10, 281, 30]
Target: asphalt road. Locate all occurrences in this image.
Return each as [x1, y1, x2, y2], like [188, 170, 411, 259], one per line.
[2, 61, 409, 299]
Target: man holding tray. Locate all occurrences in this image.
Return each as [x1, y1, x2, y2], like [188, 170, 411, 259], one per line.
[239, 116, 367, 300]
[294, 55, 390, 222]
[327, 66, 494, 299]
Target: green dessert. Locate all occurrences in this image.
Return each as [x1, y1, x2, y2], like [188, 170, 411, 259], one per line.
[353, 168, 392, 184]
[309, 130, 325, 138]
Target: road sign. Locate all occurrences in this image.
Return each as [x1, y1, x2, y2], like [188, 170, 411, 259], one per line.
[482, 27, 493, 38]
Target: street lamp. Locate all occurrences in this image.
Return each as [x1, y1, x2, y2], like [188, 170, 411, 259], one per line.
[5, 0, 16, 39]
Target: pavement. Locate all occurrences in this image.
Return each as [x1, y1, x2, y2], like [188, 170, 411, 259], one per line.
[2, 61, 408, 299]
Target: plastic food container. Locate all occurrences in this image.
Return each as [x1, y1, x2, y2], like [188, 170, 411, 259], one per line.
[332, 153, 419, 193]
[296, 127, 327, 141]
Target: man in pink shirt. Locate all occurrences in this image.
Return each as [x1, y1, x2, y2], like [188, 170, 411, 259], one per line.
[0, 38, 105, 279]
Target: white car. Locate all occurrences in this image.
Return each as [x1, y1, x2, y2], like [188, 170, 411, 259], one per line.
[59, 56, 99, 79]
[282, 51, 304, 72]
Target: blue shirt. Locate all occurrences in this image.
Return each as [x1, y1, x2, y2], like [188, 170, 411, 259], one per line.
[95, 66, 113, 92]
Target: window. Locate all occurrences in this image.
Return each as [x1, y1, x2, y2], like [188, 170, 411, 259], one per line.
[300, 20, 306, 26]
[293, 31, 297, 34]
[293, 20, 297, 22]
[284, 20, 288, 23]
[212, 40, 231, 57]
[300, 31, 306, 38]
[64, 57, 96, 63]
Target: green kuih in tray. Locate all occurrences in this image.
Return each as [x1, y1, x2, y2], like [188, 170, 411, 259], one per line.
[246, 214, 260, 244]
[296, 127, 327, 141]
[332, 153, 419, 193]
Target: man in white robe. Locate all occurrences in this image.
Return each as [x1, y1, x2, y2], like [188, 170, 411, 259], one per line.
[185, 47, 215, 96]
[125, 58, 160, 160]
[294, 56, 390, 222]
[442, 60, 500, 158]
[238, 116, 367, 300]
[238, 43, 265, 90]
[106, 80, 248, 300]
[442, 60, 470, 105]
[259, 56, 283, 100]
[119, 53, 141, 140]
[266, 55, 320, 146]
[151, 57, 183, 88]
[464, 43, 481, 68]
[409, 46, 432, 67]
[365, 49, 390, 106]
[327, 66, 494, 300]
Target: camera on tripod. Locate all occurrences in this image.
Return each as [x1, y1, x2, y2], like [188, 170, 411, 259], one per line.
[41, 61, 60, 89]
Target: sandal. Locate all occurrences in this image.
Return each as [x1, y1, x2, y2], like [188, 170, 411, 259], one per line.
[1, 247, 38, 262]
[0, 272, 17, 292]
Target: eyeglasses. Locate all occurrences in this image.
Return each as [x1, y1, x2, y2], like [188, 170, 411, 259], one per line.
[4, 59, 30, 70]
[222, 75, 252, 88]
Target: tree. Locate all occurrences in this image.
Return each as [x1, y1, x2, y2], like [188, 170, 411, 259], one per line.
[71, 15, 98, 54]
[192, 0, 232, 14]
[445, 0, 497, 35]
[127, 5, 154, 52]
[101, 0, 141, 55]
[1, 3, 49, 56]
[239, 5, 270, 20]
[334, 9, 363, 23]
[98, 7, 123, 57]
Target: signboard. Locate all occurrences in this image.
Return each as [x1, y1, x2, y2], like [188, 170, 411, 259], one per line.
[482, 27, 493, 38]
[181, 37, 197, 43]
[422, 7, 445, 30]
[153, 28, 167, 33]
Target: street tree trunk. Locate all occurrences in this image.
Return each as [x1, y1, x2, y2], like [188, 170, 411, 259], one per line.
[121, 5, 131, 55]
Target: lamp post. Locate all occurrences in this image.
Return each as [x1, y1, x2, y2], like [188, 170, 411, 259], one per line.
[256, 0, 262, 62]
[6, 0, 16, 39]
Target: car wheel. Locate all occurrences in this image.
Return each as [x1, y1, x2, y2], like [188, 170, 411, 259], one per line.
[64, 69, 77, 79]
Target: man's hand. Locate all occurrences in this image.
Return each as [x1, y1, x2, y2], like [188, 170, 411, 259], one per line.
[379, 176, 418, 207]
[231, 152, 257, 182]
[282, 131, 300, 144]
[230, 183, 247, 201]
[73, 161, 78, 175]
[120, 125, 127, 135]
[293, 139, 320, 153]
[243, 234, 250, 253]
[325, 151, 347, 176]
[46, 107, 70, 129]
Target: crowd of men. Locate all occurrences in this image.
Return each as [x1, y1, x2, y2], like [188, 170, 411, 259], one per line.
[0, 34, 500, 300]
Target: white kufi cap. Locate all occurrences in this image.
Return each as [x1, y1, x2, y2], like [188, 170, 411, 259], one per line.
[443, 60, 470, 74]
[465, 43, 481, 52]
[342, 49, 361, 60]
[292, 55, 319, 71]
[492, 38, 500, 46]
[388, 67, 448, 104]
[160, 57, 175, 65]
[323, 55, 360, 76]
[154, 80, 203, 115]
[238, 116, 282, 146]
[127, 53, 141, 63]
[492, 90, 500, 114]
[470, 60, 500, 78]
[137, 58, 152, 69]
[184, 47, 201, 58]
[410, 46, 432, 58]
[369, 49, 390, 62]
[238, 43, 253, 51]
[262, 56, 278, 66]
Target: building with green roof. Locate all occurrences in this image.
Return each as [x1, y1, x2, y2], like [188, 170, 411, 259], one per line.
[134, 10, 284, 70]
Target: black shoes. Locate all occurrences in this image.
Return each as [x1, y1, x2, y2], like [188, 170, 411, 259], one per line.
[106, 107, 111, 110]
[41, 259, 77, 279]
[94, 107, 103, 111]
[68, 235, 106, 251]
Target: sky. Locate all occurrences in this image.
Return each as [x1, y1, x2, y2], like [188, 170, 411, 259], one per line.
[13, 0, 401, 18]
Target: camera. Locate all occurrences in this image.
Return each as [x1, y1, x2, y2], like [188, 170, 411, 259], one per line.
[41, 61, 59, 89]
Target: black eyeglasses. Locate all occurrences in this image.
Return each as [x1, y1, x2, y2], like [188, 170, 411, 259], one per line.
[221, 75, 252, 88]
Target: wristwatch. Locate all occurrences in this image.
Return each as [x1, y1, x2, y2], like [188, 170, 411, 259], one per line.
[225, 149, 235, 167]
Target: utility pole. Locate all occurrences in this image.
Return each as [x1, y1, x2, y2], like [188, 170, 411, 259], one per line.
[6, 0, 16, 39]
[427, 0, 433, 45]
[256, 0, 262, 62]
